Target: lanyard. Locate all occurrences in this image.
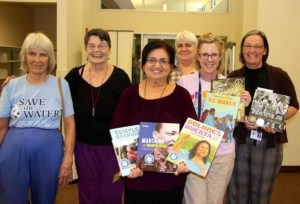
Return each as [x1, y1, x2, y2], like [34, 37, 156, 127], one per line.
[197, 73, 202, 121]
[198, 73, 218, 121]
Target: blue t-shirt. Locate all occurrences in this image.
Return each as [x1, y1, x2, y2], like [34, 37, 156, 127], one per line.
[0, 75, 74, 129]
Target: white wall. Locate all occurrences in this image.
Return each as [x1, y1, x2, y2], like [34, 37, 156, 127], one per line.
[257, 0, 300, 165]
[108, 31, 134, 79]
[56, 0, 85, 77]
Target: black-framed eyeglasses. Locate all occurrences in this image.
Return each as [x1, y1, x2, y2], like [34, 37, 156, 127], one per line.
[146, 57, 170, 66]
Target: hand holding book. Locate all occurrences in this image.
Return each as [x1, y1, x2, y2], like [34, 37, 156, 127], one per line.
[127, 167, 143, 179]
[244, 116, 276, 134]
[174, 161, 189, 176]
[240, 90, 251, 107]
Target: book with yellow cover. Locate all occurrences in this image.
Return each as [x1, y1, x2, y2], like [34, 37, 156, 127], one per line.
[167, 118, 223, 177]
[212, 77, 245, 122]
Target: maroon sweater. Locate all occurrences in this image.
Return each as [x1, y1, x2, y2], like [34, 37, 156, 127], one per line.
[111, 84, 197, 191]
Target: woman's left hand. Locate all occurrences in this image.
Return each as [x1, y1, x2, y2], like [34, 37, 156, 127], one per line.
[174, 161, 189, 176]
[263, 125, 276, 134]
[58, 155, 73, 187]
[240, 91, 252, 107]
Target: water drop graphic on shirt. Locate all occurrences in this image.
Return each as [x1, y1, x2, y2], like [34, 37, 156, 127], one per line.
[11, 105, 21, 119]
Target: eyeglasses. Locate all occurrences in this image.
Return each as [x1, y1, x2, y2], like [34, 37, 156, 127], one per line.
[87, 43, 108, 50]
[146, 57, 170, 66]
[243, 44, 264, 50]
[198, 53, 220, 60]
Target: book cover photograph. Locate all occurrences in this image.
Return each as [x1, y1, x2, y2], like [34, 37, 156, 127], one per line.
[137, 122, 180, 173]
[110, 125, 140, 177]
[248, 88, 290, 132]
[190, 90, 210, 117]
[167, 118, 223, 177]
[212, 77, 245, 121]
[201, 92, 240, 143]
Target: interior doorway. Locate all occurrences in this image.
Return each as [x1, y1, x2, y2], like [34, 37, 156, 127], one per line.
[132, 33, 235, 84]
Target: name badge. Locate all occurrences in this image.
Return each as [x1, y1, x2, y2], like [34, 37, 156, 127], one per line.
[250, 130, 262, 141]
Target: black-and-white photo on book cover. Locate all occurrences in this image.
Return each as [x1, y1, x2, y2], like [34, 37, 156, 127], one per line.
[248, 88, 290, 132]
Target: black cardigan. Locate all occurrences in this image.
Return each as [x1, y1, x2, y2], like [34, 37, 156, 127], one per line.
[228, 64, 299, 148]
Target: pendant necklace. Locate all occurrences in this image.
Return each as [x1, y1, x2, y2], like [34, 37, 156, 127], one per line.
[142, 80, 168, 121]
[89, 64, 108, 117]
[144, 80, 168, 100]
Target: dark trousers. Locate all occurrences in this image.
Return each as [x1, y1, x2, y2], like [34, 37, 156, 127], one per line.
[75, 141, 123, 204]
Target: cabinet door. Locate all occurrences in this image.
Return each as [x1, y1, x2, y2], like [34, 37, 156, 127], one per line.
[108, 31, 134, 81]
[0, 46, 21, 79]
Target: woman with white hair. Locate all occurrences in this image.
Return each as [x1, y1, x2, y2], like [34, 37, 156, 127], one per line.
[170, 30, 198, 83]
[0, 32, 75, 204]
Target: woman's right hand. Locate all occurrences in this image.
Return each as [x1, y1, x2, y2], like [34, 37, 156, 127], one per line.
[2, 75, 15, 88]
[244, 116, 259, 130]
[128, 167, 143, 178]
[0, 118, 9, 146]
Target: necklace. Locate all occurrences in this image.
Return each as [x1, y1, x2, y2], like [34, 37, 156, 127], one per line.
[88, 64, 109, 117]
[144, 80, 168, 100]
[141, 80, 169, 122]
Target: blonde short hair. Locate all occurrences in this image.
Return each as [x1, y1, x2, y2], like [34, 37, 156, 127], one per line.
[20, 32, 56, 73]
[175, 30, 198, 48]
[197, 32, 225, 73]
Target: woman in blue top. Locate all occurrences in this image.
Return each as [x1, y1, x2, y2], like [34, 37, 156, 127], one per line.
[0, 32, 75, 204]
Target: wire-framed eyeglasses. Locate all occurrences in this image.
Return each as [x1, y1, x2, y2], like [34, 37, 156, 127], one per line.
[146, 58, 170, 66]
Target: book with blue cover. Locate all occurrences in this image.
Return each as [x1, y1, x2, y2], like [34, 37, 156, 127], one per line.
[167, 118, 223, 177]
[110, 125, 140, 177]
[202, 92, 240, 143]
[137, 122, 180, 173]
